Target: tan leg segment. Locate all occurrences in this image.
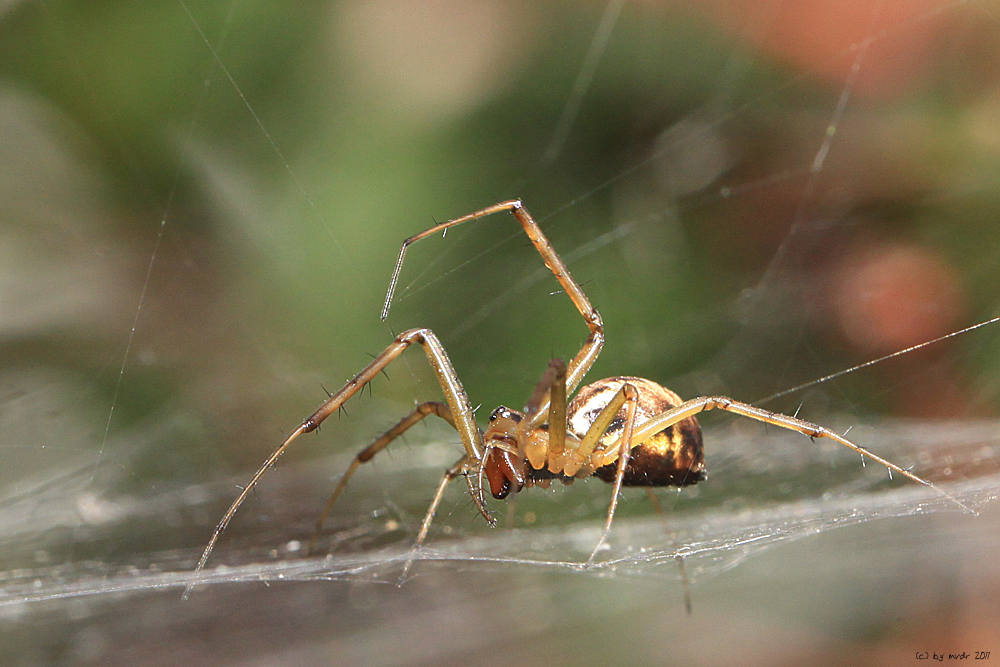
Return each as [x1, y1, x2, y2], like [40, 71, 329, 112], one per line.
[379, 200, 605, 429]
[185, 327, 484, 599]
[308, 401, 455, 554]
[400, 456, 471, 582]
[521, 358, 569, 458]
[585, 382, 640, 565]
[605, 396, 973, 514]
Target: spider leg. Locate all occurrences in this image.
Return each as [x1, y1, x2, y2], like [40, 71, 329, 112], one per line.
[578, 382, 640, 565]
[185, 327, 486, 599]
[546, 359, 568, 458]
[399, 455, 472, 583]
[524, 359, 566, 421]
[381, 200, 605, 429]
[308, 401, 456, 555]
[519, 358, 568, 468]
[604, 396, 975, 515]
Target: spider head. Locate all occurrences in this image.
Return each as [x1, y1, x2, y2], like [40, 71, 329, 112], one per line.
[482, 406, 527, 499]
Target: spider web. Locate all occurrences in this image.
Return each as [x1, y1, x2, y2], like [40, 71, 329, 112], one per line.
[1, 0, 1000, 663]
[0, 420, 997, 607]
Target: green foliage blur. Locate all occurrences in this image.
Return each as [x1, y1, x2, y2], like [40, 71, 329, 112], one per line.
[2, 0, 999, 496]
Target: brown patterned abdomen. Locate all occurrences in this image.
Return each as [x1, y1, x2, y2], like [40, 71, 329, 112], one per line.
[568, 377, 706, 487]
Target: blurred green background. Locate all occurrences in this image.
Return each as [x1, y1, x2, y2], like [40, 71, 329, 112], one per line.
[1, 0, 999, 665]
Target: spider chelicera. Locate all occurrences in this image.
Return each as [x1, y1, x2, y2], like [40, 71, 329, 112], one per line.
[186, 200, 964, 597]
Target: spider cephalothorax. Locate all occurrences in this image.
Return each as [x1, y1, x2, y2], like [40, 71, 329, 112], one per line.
[481, 376, 705, 501]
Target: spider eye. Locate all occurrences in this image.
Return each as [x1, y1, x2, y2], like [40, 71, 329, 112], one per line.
[489, 406, 521, 422]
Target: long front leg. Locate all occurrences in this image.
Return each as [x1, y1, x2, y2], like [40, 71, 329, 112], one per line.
[185, 327, 485, 599]
[380, 200, 605, 429]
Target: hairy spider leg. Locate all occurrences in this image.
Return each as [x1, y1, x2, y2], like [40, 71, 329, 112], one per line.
[546, 359, 569, 457]
[308, 401, 457, 555]
[573, 390, 972, 608]
[517, 358, 569, 463]
[522, 368, 697, 606]
[382, 200, 605, 429]
[600, 396, 974, 514]
[523, 358, 567, 419]
[496, 360, 649, 565]
[400, 455, 473, 582]
[576, 381, 642, 564]
[184, 327, 486, 599]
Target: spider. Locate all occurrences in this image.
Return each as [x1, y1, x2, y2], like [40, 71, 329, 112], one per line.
[185, 200, 965, 597]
